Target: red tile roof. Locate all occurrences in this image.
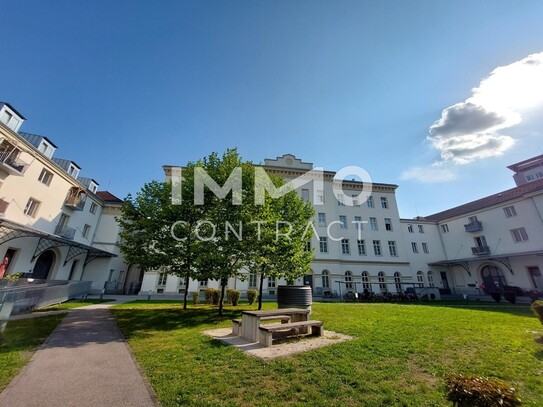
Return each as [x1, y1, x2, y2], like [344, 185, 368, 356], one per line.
[425, 178, 543, 222]
[96, 191, 124, 203]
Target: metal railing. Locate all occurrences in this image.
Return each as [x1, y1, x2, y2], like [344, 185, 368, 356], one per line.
[471, 245, 490, 255]
[54, 224, 76, 240]
[464, 220, 483, 232]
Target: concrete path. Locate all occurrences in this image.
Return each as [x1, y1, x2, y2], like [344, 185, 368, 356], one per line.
[0, 301, 157, 407]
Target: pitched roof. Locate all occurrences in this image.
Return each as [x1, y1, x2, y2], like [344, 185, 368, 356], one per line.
[96, 191, 123, 203]
[425, 178, 543, 222]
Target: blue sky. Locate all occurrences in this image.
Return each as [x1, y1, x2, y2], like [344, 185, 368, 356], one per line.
[2, 1, 543, 218]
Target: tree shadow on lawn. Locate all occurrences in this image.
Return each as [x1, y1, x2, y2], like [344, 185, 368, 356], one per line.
[111, 307, 241, 340]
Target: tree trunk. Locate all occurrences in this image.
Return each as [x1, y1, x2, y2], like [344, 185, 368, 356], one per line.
[258, 271, 265, 310]
[218, 278, 227, 317]
[183, 270, 190, 310]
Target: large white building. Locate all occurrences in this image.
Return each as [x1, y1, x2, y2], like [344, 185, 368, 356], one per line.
[141, 153, 543, 300]
[0, 101, 137, 294]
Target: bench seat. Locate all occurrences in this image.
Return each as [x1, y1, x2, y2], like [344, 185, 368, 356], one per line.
[259, 315, 291, 322]
[232, 319, 242, 336]
[258, 320, 324, 347]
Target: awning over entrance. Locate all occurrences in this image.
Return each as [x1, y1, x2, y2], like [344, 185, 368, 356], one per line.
[0, 219, 116, 267]
[429, 250, 543, 276]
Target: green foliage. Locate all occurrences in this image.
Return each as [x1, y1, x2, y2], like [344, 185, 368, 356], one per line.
[247, 289, 258, 305]
[445, 374, 522, 407]
[4, 272, 24, 281]
[192, 291, 199, 305]
[531, 300, 543, 324]
[225, 289, 241, 306]
[204, 288, 220, 305]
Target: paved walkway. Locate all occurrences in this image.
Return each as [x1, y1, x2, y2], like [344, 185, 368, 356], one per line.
[0, 301, 157, 407]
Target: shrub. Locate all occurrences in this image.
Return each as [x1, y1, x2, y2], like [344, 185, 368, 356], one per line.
[204, 288, 220, 305]
[532, 300, 543, 325]
[247, 289, 258, 305]
[192, 291, 199, 305]
[504, 291, 517, 304]
[444, 374, 521, 407]
[226, 289, 241, 306]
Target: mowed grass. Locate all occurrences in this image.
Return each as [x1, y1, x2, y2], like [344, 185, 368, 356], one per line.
[111, 301, 543, 407]
[34, 298, 114, 312]
[0, 314, 65, 390]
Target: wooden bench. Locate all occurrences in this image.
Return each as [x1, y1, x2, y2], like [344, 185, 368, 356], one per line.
[258, 320, 324, 347]
[232, 319, 242, 335]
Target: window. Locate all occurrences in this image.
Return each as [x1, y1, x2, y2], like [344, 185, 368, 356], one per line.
[357, 239, 366, 255]
[353, 216, 362, 230]
[378, 272, 387, 292]
[337, 193, 345, 206]
[301, 189, 310, 202]
[384, 218, 392, 231]
[158, 272, 167, 286]
[341, 238, 350, 255]
[388, 241, 398, 257]
[411, 242, 418, 253]
[407, 224, 414, 233]
[362, 271, 370, 290]
[381, 197, 388, 209]
[367, 196, 374, 208]
[199, 279, 208, 287]
[422, 242, 429, 254]
[318, 212, 326, 227]
[394, 272, 402, 292]
[249, 272, 257, 288]
[268, 276, 276, 288]
[82, 224, 91, 238]
[89, 202, 98, 214]
[339, 215, 347, 229]
[474, 235, 488, 249]
[319, 237, 328, 253]
[373, 240, 382, 256]
[427, 271, 434, 288]
[440, 224, 449, 233]
[24, 198, 40, 217]
[511, 227, 529, 243]
[418, 225, 424, 233]
[67, 164, 79, 178]
[503, 206, 517, 218]
[305, 240, 311, 251]
[370, 217, 378, 231]
[316, 189, 324, 204]
[417, 271, 424, 287]
[352, 195, 360, 206]
[345, 271, 353, 290]
[322, 270, 330, 289]
[38, 169, 53, 186]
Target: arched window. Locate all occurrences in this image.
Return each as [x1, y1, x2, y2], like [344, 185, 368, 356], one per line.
[417, 271, 424, 288]
[427, 271, 434, 288]
[481, 265, 507, 291]
[378, 271, 387, 292]
[322, 270, 330, 289]
[362, 271, 370, 291]
[394, 272, 402, 292]
[345, 271, 353, 290]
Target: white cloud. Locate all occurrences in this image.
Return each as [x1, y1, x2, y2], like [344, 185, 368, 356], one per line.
[400, 165, 457, 183]
[429, 52, 543, 165]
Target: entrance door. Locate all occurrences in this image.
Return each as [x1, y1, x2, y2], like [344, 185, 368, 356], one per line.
[33, 250, 55, 280]
[303, 274, 313, 290]
[440, 271, 451, 295]
[528, 266, 543, 289]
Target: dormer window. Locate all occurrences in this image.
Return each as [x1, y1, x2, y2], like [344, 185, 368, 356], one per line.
[89, 182, 97, 193]
[68, 164, 80, 179]
[0, 109, 22, 132]
[38, 141, 55, 159]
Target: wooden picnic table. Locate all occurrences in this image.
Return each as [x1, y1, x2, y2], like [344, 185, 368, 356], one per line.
[240, 308, 310, 342]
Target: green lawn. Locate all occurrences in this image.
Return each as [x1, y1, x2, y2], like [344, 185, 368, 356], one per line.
[111, 301, 543, 407]
[33, 298, 115, 312]
[0, 314, 65, 390]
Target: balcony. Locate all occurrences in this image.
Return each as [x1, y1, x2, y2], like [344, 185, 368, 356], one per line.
[464, 220, 483, 232]
[0, 198, 9, 216]
[54, 224, 76, 240]
[64, 188, 87, 211]
[471, 245, 490, 255]
[0, 146, 30, 176]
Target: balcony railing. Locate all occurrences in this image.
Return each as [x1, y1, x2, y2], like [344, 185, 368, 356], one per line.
[0, 149, 30, 176]
[54, 225, 76, 240]
[64, 193, 86, 211]
[0, 198, 9, 215]
[471, 245, 490, 255]
[464, 220, 483, 232]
